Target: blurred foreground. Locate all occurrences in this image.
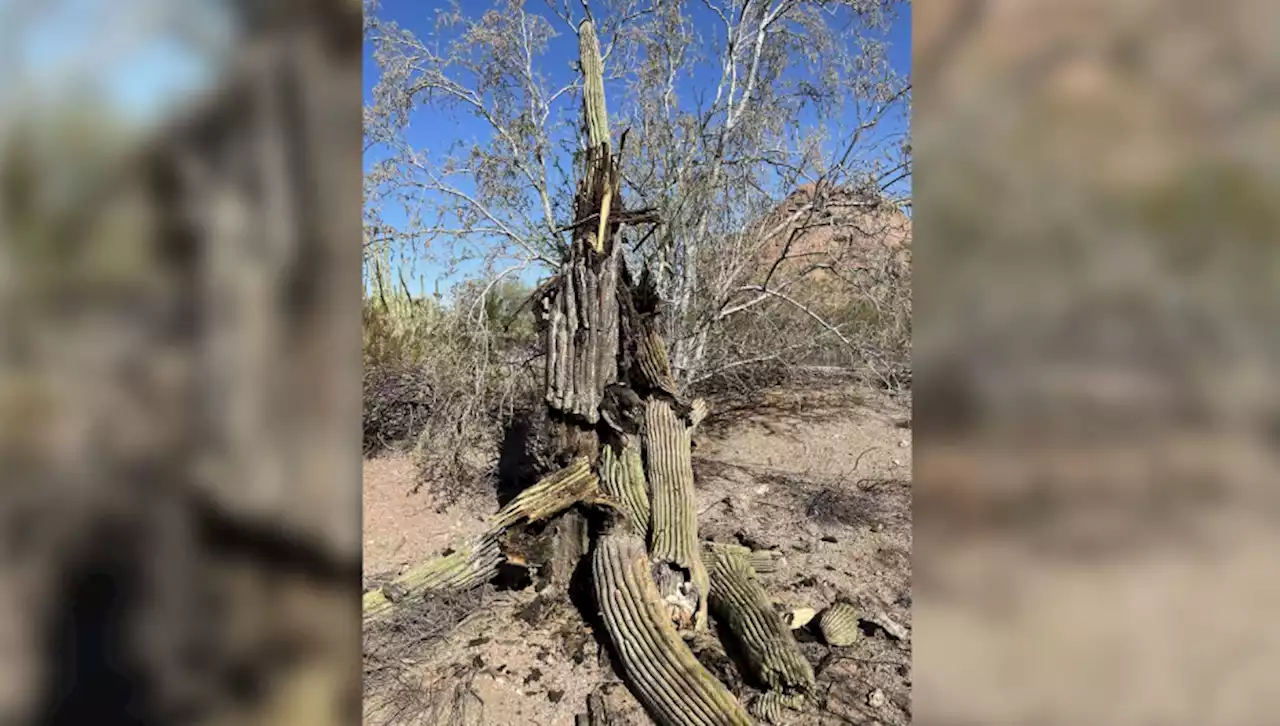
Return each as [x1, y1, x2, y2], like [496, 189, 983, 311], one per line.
[0, 1, 361, 724]
[914, 1, 1280, 724]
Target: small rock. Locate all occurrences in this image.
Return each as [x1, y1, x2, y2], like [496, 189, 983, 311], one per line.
[871, 522, 885, 533]
[820, 535, 838, 544]
[898, 439, 909, 448]
[548, 689, 565, 703]
[892, 458, 902, 466]
[467, 636, 490, 647]
[524, 668, 543, 684]
[867, 689, 886, 708]
[754, 484, 770, 495]
[472, 654, 484, 668]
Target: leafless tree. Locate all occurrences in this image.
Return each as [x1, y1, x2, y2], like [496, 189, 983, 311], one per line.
[364, 0, 911, 386]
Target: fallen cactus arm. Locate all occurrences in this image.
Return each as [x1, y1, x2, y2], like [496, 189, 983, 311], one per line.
[591, 530, 755, 726]
[703, 543, 814, 694]
[362, 533, 503, 619]
[490, 456, 600, 529]
[702, 542, 782, 576]
[364, 459, 600, 620]
[817, 603, 860, 647]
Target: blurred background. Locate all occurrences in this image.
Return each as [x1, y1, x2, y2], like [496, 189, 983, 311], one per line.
[914, 0, 1280, 724]
[0, 0, 361, 724]
[3, 0, 1279, 723]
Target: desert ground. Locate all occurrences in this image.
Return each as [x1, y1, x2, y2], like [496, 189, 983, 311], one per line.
[363, 381, 912, 725]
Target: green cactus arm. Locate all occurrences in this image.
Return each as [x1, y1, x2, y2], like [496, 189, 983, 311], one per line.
[748, 691, 807, 725]
[703, 544, 815, 693]
[600, 438, 651, 535]
[489, 456, 600, 529]
[363, 532, 503, 619]
[645, 397, 711, 630]
[592, 531, 755, 726]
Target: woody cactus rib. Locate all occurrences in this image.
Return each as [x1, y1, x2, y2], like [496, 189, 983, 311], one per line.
[704, 543, 814, 693]
[645, 397, 710, 630]
[591, 531, 754, 726]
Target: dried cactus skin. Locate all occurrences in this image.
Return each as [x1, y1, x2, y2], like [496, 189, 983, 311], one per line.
[818, 603, 860, 647]
[645, 398, 710, 630]
[591, 531, 754, 726]
[704, 544, 814, 693]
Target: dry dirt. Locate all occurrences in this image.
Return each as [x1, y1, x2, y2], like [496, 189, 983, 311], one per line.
[363, 382, 913, 725]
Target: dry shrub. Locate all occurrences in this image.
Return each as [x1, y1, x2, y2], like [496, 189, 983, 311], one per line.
[362, 276, 542, 504]
[363, 585, 496, 726]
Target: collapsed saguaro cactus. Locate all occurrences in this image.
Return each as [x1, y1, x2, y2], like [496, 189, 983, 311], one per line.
[591, 530, 754, 726]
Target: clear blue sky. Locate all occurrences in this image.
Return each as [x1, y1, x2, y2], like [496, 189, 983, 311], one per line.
[364, 0, 912, 298]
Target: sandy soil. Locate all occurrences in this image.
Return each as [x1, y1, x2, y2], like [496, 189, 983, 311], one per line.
[363, 382, 913, 725]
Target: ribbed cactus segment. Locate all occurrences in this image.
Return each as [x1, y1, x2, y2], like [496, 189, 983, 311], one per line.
[578, 19, 609, 153]
[748, 691, 806, 725]
[591, 532, 754, 726]
[363, 533, 503, 618]
[704, 544, 814, 693]
[638, 328, 679, 396]
[491, 456, 599, 529]
[817, 603, 860, 647]
[600, 439, 650, 535]
[645, 397, 710, 630]
[700, 543, 780, 575]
